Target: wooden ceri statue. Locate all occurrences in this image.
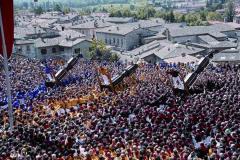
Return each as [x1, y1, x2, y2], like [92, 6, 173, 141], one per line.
[97, 66, 115, 92]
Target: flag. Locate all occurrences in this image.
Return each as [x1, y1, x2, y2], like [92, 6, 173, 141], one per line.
[0, 0, 14, 58]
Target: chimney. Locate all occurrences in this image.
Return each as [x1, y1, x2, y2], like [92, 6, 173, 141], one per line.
[116, 26, 119, 30]
[138, 24, 141, 28]
[62, 26, 65, 31]
[156, 20, 159, 23]
[34, 26, 37, 34]
[166, 29, 170, 41]
[102, 19, 105, 23]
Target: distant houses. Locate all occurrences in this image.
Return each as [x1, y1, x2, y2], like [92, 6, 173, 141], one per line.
[13, 11, 240, 64]
[96, 20, 162, 51]
[71, 19, 114, 40]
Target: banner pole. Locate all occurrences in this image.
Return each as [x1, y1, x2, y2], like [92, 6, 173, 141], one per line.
[0, 6, 14, 131]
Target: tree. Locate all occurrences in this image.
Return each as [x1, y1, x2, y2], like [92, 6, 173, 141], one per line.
[110, 53, 120, 62]
[147, 6, 156, 18]
[136, 6, 156, 20]
[88, 40, 109, 60]
[102, 7, 108, 13]
[115, 10, 123, 17]
[154, 11, 165, 18]
[136, 7, 147, 19]
[199, 10, 207, 21]
[225, 0, 235, 22]
[207, 12, 223, 21]
[54, 3, 62, 12]
[34, 6, 44, 15]
[169, 10, 175, 23]
[63, 7, 70, 14]
[181, 14, 186, 22]
[123, 8, 131, 17]
[130, 4, 135, 10]
[185, 13, 201, 26]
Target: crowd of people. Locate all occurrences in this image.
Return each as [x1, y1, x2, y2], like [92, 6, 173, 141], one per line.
[0, 55, 239, 159]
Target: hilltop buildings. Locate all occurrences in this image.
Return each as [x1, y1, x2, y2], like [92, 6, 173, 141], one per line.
[13, 11, 240, 64]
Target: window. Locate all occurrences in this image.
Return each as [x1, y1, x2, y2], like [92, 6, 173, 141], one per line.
[113, 38, 115, 44]
[105, 38, 107, 44]
[109, 39, 111, 45]
[117, 39, 119, 46]
[26, 45, 30, 51]
[41, 48, 47, 55]
[52, 47, 57, 53]
[121, 39, 123, 47]
[60, 47, 64, 52]
[18, 46, 22, 52]
[75, 48, 80, 54]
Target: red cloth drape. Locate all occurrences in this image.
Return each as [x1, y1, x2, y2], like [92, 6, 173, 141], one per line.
[0, 0, 14, 58]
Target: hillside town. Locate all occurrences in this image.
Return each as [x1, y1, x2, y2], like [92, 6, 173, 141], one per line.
[14, 9, 240, 64]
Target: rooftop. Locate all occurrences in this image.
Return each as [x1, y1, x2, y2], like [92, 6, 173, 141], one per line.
[190, 41, 238, 50]
[168, 24, 235, 38]
[15, 39, 34, 45]
[59, 38, 88, 47]
[96, 20, 163, 35]
[35, 37, 62, 48]
[15, 26, 46, 37]
[164, 54, 199, 64]
[213, 52, 240, 62]
[35, 36, 89, 48]
[59, 29, 86, 40]
[198, 35, 219, 44]
[139, 42, 204, 59]
[96, 25, 141, 35]
[71, 20, 113, 29]
[106, 17, 134, 23]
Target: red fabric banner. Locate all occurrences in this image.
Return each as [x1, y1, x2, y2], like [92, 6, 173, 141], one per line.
[0, 0, 14, 58]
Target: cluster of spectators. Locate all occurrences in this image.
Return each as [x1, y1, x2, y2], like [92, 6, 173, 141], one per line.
[0, 56, 239, 159]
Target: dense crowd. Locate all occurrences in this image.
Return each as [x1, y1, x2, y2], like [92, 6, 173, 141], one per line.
[0, 56, 239, 159]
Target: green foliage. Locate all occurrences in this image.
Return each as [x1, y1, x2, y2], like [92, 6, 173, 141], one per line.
[110, 53, 120, 62]
[207, 12, 223, 21]
[169, 10, 175, 23]
[136, 7, 148, 19]
[225, 0, 235, 22]
[63, 7, 71, 14]
[54, 3, 63, 12]
[174, 13, 185, 23]
[185, 13, 209, 26]
[88, 40, 109, 60]
[122, 8, 131, 17]
[34, 6, 44, 15]
[130, 4, 135, 10]
[88, 40, 120, 61]
[109, 5, 155, 20]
